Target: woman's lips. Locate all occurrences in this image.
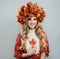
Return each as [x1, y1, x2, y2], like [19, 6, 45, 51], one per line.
[30, 23, 35, 26]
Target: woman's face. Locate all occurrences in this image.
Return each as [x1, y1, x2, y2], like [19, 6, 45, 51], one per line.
[27, 17, 37, 29]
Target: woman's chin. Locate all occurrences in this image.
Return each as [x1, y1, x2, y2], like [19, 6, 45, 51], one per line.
[29, 26, 35, 29]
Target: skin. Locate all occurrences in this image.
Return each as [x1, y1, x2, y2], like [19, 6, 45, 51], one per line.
[27, 17, 37, 29]
[20, 17, 46, 59]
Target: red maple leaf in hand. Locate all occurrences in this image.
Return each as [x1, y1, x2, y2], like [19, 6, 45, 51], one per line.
[29, 38, 36, 45]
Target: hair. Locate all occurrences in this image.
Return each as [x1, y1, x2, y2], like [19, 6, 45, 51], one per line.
[17, 2, 46, 25]
[21, 18, 47, 49]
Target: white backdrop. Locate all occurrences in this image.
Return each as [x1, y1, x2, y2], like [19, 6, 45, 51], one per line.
[0, 0, 60, 59]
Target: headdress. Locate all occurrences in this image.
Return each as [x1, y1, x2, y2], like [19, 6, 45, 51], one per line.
[16, 2, 46, 25]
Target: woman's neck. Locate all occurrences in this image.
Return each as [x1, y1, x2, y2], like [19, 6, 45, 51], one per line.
[29, 28, 35, 33]
[27, 28, 36, 38]
[27, 28, 39, 41]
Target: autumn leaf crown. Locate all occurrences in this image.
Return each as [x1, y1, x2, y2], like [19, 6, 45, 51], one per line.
[16, 2, 46, 25]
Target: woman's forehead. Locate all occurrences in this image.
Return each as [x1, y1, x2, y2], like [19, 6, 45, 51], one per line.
[26, 17, 37, 19]
[31, 17, 37, 19]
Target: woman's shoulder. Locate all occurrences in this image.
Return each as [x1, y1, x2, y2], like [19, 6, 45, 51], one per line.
[16, 33, 22, 41]
[17, 33, 22, 37]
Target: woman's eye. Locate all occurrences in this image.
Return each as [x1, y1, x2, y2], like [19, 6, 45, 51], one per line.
[27, 18, 31, 20]
[33, 18, 37, 20]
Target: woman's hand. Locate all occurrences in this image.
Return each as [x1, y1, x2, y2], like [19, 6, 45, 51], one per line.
[22, 47, 36, 58]
[28, 47, 36, 56]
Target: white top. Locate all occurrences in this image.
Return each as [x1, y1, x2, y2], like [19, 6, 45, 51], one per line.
[25, 29, 40, 54]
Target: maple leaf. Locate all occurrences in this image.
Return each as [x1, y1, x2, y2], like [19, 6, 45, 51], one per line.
[29, 38, 36, 45]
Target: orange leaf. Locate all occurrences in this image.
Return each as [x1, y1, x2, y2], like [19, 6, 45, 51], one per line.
[29, 38, 36, 45]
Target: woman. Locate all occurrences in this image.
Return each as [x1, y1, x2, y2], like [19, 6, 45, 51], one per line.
[14, 2, 50, 59]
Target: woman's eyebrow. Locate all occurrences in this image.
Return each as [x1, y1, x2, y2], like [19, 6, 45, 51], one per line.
[26, 17, 31, 20]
